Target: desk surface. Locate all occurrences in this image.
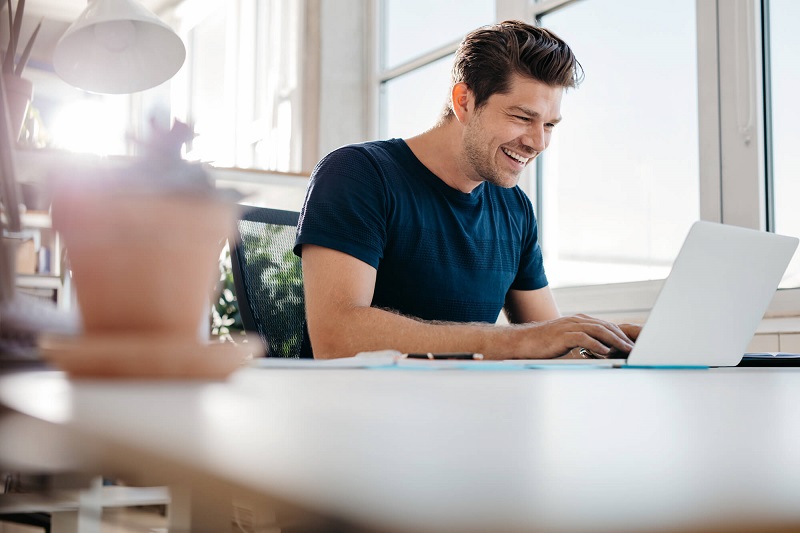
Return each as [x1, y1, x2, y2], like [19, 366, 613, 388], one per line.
[3, 367, 800, 533]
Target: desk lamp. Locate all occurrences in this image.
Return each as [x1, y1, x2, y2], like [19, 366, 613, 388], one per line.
[52, 0, 186, 94]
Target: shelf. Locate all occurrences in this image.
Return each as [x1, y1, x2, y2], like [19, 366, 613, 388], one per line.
[16, 273, 62, 290]
[21, 210, 52, 229]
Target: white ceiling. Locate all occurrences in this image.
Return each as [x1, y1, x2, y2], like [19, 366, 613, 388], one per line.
[22, 0, 173, 22]
[3, 0, 178, 66]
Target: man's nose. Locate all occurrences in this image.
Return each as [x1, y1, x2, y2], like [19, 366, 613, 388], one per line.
[521, 125, 546, 153]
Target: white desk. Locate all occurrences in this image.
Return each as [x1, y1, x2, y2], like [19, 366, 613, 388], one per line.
[2, 366, 800, 533]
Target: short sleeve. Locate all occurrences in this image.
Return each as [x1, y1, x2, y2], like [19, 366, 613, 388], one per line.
[294, 146, 388, 269]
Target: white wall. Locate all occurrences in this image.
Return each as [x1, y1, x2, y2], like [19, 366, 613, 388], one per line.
[316, 0, 372, 160]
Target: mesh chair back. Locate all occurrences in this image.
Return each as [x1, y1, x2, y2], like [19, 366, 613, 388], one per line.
[230, 207, 306, 358]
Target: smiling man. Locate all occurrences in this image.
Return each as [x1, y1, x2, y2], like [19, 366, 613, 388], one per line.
[294, 21, 639, 359]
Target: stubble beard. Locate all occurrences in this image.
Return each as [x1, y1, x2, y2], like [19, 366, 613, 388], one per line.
[462, 123, 520, 189]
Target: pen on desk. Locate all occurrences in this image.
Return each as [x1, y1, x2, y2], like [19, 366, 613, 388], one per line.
[405, 352, 484, 360]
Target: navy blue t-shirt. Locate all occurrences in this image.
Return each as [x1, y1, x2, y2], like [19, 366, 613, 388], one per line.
[294, 138, 548, 326]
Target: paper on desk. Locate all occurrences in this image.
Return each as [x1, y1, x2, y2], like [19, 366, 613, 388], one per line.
[249, 350, 403, 369]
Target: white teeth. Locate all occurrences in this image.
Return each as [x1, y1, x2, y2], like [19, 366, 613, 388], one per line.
[502, 148, 528, 164]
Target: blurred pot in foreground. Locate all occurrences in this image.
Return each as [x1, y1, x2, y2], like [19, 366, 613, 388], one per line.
[50, 120, 241, 341]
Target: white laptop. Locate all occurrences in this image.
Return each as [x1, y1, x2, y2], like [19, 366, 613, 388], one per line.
[528, 221, 798, 368]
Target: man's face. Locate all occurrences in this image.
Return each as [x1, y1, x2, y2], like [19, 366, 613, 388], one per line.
[460, 74, 564, 188]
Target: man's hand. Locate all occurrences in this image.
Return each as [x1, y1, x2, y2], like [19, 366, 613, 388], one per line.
[501, 314, 639, 359]
[619, 322, 642, 342]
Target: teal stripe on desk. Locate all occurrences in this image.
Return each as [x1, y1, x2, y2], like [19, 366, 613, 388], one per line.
[622, 365, 709, 370]
[378, 362, 616, 371]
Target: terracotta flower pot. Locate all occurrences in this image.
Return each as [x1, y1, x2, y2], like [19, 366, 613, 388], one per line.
[51, 185, 239, 340]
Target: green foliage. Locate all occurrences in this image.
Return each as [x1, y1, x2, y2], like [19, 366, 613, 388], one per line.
[210, 225, 304, 358]
[239, 225, 304, 358]
[210, 246, 246, 343]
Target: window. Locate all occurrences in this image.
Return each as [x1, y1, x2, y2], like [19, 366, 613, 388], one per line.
[538, 0, 700, 288]
[173, 0, 304, 172]
[382, 0, 494, 70]
[379, 0, 495, 139]
[768, 0, 800, 288]
[532, 0, 800, 318]
[381, 54, 453, 140]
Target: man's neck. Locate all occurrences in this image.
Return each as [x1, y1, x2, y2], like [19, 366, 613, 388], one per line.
[404, 120, 482, 194]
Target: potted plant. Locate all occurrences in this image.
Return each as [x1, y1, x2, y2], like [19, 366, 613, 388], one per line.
[2, 0, 41, 139]
[44, 120, 253, 379]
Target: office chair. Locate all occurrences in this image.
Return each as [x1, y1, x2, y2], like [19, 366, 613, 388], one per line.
[230, 207, 309, 358]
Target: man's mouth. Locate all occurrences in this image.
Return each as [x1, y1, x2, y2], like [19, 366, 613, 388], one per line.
[501, 147, 531, 166]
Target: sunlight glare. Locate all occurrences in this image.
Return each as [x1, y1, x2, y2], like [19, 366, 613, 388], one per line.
[50, 98, 127, 156]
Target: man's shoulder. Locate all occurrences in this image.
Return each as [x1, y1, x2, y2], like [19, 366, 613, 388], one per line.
[313, 139, 412, 186]
[325, 139, 406, 164]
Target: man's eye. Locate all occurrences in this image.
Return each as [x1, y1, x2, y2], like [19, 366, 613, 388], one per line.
[545, 123, 556, 129]
[514, 115, 530, 122]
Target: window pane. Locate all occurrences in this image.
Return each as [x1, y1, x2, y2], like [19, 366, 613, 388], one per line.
[382, 0, 494, 69]
[539, 0, 700, 288]
[382, 54, 453, 140]
[769, 0, 800, 288]
[185, 5, 232, 164]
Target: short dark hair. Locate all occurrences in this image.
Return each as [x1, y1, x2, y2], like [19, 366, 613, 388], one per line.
[442, 20, 583, 119]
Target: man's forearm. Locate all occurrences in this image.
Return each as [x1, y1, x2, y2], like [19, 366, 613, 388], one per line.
[310, 304, 638, 360]
[311, 305, 535, 360]
[310, 305, 500, 359]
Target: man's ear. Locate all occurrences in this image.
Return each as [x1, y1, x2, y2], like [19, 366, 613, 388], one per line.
[451, 82, 473, 124]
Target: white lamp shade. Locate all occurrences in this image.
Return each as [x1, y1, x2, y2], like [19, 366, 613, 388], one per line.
[53, 0, 186, 94]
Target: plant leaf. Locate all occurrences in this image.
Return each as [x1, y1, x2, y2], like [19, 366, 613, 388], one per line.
[3, 0, 14, 74]
[11, 0, 25, 55]
[14, 16, 40, 76]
